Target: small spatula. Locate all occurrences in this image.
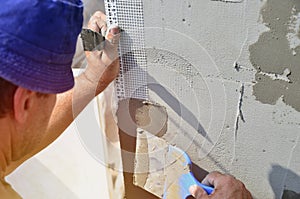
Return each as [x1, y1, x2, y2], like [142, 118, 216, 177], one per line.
[163, 145, 214, 199]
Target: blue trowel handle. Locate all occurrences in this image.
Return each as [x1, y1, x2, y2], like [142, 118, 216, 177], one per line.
[179, 172, 214, 198]
[163, 146, 214, 199]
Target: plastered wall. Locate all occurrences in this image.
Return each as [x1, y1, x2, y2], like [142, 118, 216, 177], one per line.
[142, 0, 300, 198]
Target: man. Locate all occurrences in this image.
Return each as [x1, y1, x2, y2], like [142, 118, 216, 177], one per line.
[0, 0, 252, 198]
[0, 0, 119, 198]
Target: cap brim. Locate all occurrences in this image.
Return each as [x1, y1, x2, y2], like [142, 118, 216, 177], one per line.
[0, 46, 75, 94]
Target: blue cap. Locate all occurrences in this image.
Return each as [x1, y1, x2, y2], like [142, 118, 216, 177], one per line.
[0, 0, 83, 93]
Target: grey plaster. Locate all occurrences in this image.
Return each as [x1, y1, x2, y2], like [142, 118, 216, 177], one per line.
[141, 0, 300, 198]
[249, 0, 300, 112]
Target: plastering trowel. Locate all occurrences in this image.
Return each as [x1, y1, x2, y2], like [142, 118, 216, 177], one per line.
[134, 129, 214, 199]
[163, 145, 214, 198]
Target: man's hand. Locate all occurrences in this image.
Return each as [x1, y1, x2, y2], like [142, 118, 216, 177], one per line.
[83, 11, 120, 95]
[189, 171, 253, 199]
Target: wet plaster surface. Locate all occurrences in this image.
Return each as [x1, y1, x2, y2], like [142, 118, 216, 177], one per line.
[249, 0, 300, 112]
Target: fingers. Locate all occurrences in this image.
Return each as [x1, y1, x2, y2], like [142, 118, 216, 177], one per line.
[104, 25, 121, 60]
[84, 11, 107, 57]
[86, 10, 121, 53]
[83, 11, 120, 93]
[105, 25, 121, 46]
[202, 171, 223, 186]
[87, 11, 107, 34]
[189, 185, 209, 199]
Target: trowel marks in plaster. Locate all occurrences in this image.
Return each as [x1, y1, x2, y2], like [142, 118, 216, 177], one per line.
[249, 0, 300, 112]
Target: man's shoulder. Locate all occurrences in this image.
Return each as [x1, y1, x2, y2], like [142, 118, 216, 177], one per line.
[0, 179, 21, 199]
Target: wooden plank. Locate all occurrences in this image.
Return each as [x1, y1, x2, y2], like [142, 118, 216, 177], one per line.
[97, 84, 125, 199]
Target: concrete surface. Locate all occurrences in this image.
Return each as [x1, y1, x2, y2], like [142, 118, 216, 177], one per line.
[140, 0, 300, 198]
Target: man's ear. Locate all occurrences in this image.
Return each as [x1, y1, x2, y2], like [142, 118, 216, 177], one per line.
[13, 87, 35, 124]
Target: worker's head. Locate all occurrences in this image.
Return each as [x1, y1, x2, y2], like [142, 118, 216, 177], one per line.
[0, 0, 83, 93]
[0, 0, 83, 158]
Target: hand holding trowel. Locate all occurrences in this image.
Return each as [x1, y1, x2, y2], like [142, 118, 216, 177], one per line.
[134, 128, 214, 199]
[163, 145, 214, 199]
